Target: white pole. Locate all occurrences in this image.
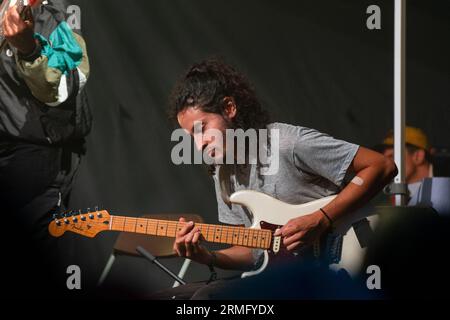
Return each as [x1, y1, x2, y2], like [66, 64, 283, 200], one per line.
[394, 0, 407, 206]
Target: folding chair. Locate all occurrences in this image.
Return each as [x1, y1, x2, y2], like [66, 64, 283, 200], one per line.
[97, 213, 204, 288]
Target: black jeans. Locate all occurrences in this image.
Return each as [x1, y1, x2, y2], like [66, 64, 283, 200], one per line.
[0, 140, 82, 298]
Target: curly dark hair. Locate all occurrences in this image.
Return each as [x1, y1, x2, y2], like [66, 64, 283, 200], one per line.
[168, 58, 269, 130]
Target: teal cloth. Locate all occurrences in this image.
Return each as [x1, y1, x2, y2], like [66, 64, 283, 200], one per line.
[34, 21, 83, 75]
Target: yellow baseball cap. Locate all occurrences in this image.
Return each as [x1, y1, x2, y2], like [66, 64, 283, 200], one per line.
[383, 126, 429, 150]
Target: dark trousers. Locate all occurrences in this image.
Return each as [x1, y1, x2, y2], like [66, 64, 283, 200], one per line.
[0, 140, 82, 298]
[148, 262, 368, 300]
[149, 276, 243, 300]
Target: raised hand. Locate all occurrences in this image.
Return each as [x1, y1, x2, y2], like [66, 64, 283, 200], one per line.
[2, 4, 36, 54]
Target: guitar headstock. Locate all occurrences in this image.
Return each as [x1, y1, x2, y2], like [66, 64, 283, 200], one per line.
[48, 208, 111, 238]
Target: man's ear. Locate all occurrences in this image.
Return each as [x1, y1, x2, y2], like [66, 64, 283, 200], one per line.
[223, 97, 237, 120]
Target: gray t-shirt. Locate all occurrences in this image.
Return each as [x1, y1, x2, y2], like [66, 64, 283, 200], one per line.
[213, 123, 360, 227]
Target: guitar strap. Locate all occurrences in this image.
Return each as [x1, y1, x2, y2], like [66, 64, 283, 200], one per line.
[352, 218, 374, 248]
[218, 164, 232, 206]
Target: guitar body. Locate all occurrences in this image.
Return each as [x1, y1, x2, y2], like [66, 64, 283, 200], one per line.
[229, 190, 337, 278]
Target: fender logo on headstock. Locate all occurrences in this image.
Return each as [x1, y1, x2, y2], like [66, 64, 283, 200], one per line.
[71, 225, 90, 232]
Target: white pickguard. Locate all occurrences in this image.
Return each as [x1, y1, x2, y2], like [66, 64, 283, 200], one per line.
[228, 190, 368, 278]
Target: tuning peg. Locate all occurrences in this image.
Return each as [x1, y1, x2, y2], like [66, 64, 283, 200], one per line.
[77, 209, 85, 221]
[85, 207, 94, 219]
[53, 213, 61, 226]
[80, 214, 86, 221]
[92, 206, 102, 218]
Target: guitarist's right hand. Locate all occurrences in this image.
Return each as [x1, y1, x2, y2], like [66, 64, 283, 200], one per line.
[173, 217, 214, 266]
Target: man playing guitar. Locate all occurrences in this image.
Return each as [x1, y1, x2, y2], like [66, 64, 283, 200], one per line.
[163, 58, 397, 298]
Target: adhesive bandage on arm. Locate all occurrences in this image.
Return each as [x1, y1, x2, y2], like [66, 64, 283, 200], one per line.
[351, 176, 364, 186]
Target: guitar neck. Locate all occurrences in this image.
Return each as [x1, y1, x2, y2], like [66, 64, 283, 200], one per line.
[109, 216, 272, 250]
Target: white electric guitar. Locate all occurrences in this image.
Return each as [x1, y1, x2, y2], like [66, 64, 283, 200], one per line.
[48, 190, 368, 277]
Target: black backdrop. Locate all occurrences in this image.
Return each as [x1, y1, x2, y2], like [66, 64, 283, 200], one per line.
[57, 0, 450, 296]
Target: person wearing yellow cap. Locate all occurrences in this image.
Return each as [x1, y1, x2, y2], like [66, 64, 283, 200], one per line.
[380, 126, 433, 201]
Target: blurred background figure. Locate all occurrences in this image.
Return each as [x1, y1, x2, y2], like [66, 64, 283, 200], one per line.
[353, 127, 450, 299]
[379, 126, 433, 201]
[375, 126, 450, 215]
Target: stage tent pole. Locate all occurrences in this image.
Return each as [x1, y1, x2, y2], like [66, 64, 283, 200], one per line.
[394, 0, 407, 206]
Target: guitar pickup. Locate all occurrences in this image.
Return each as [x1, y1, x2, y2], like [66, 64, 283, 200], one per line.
[273, 230, 282, 253]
